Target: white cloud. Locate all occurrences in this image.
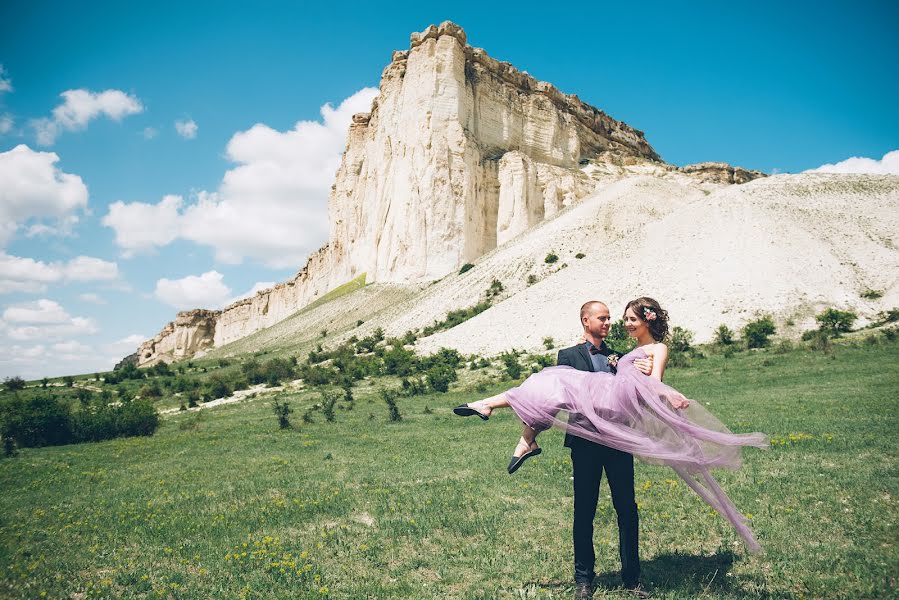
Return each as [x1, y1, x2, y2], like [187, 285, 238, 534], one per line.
[175, 119, 197, 139]
[0, 144, 89, 247]
[154, 270, 231, 310]
[104, 334, 146, 356]
[142, 126, 158, 139]
[3, 299, 70, 323]
[0, 114, 12, 134]
[806, 150, 899, 175]
[102, 194, 183, 256]
[102, 87, 378, 268]
[78, 293, 106, 304]
[0, 65, 11, 94]
[0, 299, 98, 341]
[0, 252, 119, 294]
[31, 88, 143, 145]
[228, 281, 275, 305]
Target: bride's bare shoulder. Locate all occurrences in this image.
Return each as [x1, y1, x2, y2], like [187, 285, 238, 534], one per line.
[643, 342, 668, 357]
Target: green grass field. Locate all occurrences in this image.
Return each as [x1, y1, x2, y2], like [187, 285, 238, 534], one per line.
[1, 340, 897, 599]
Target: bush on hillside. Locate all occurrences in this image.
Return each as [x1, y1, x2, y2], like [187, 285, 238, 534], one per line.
[714, 324, 735, 346]
[815, 308, 857, 336]
[3, 376, 26, 392]
[743, 316, 776, 348]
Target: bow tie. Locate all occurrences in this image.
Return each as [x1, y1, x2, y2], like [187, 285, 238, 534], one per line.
[588, 344, 604, 355]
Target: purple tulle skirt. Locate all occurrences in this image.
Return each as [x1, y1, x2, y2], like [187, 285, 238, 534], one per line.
[504, 347, 769, 552]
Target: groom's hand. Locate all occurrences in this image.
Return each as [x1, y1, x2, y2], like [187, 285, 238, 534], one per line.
[634, 356, 653, 375]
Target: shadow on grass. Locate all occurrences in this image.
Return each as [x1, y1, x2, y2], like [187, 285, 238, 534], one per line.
[525, 551, 779, 598]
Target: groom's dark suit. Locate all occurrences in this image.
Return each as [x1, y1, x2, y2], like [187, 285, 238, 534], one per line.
[557, 341, 640, 588]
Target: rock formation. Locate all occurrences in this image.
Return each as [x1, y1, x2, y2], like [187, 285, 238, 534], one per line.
[136, 21, 763, 365]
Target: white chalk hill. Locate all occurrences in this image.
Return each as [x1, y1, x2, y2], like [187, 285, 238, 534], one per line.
[205, 171, 898, 360]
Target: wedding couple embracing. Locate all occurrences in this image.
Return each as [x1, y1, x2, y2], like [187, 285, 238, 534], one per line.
[454, 297, 769, 598]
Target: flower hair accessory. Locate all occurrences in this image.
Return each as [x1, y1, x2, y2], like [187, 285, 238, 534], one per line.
[643, 307, 657, 321]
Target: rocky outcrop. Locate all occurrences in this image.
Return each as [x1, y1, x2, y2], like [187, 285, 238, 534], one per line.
[138, 309, 219, 366]
[680, 162, 765, 185]
[134, 21, 764, 366]
[326, 20, 662, 285]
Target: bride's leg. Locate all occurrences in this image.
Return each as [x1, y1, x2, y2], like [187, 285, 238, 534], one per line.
[467, 392, 510, 418]
[512, 423, 540, 458]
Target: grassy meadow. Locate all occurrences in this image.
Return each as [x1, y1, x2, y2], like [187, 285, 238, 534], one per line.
[1, 338, 898, 599]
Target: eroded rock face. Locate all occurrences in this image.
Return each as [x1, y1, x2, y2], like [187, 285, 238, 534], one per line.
[134, 21, 762, 366]
[326, 20, 662, 286]
[137, 310, 219, 366]
[680, 162, 766, 185]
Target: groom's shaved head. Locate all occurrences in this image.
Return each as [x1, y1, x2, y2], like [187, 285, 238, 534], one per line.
[580, 301, 608, 323]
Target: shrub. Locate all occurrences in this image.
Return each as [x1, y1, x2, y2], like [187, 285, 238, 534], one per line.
[383, 344, 418, 376]
[302, 364, 336, 387]
[3, 376, 26, 392]
[714, 324, 735, 346]
[114, 399, 160, 438]
[743, 316, 776, 348]
[356, 319, 364, 327]
[544, 252, 559, 264]
[668, 326, 695, 353]
[0, 394, 73, 449]
[379, 388, 402, 422]
[815, 308, 857, 336]
[320, 390, 341, 422]
[401, 377, 428, 396]
[861, 289, 883, 300]
[526, 274, 538, 285]
[883, 327, 898, 342]
[532, 353, 554, 368]
[575, 253, 586, 259]
[63, 376, 74, 388]
[805, 330, 833, 354]
[425, 364, 457, 393]
[187, 390, 200, 408]
[459, 263, 474, 274]
[139, 381, 163, 399]
[667, 352, 692, 369]
[272, 398, 293, 429]
[421, 301, 492, 336]
[500, 351, 523, 379]
[485, 278, 504, 299]
[542, 337, 554, 350]
[607, 320, 637, 353]
[41, 378, 49, 388]
[206, 374, 232, 400]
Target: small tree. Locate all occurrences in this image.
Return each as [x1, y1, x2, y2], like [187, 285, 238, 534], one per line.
[668, 326, 695, 353]
[379, 388, 402, 422]
[320, 390, 341, 422]
[544, 252, 559, 264]
[272, 398, 293, 429]
[500, 351, 523, 379]
[63, 376, 74, 388]
[743, 316, 776, 349]
[542, 337, 555, 350]
[425, 364, 457, 393]
[714, 324, 735, 346]
[3, 376, 26, 392]
[815, 308, 857, 336]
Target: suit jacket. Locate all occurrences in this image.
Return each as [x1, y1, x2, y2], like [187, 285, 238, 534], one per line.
[557, 341, 617, 449]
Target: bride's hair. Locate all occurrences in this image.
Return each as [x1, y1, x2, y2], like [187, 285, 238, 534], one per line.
[624, 297, 669, 342]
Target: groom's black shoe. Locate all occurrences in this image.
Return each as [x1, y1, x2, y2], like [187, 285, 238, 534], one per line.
[573, 582, 594, 599]
[623, 581, 650, 598]
[507, 447, 542, 474]
[452, 404, 489, 420]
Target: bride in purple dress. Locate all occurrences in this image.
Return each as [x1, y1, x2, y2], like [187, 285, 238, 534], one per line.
[453, 297, 769, 551]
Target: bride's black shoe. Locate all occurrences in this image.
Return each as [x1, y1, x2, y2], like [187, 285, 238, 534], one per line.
[453, 404, 489, 420]
[507, 446, 542, 474]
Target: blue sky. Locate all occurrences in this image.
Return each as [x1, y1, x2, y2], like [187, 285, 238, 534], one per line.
[0, 0, 896, 378]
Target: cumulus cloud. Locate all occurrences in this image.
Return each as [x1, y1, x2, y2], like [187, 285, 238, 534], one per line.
[0, 253, 119, 294]
[154, 270, 232, 310]
[103, 87, 378, 268]
[175, 119, 197, 139]
[102, 194, 183, 256]
[806, 150, 899, 175]
[31, 88, 143, 145]
[0, 299, 97, 341]
[0, 65, 11, 94]
[0, 144, 89, 247]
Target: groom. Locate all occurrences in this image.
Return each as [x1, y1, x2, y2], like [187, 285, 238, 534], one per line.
[557, 301, 650, 598]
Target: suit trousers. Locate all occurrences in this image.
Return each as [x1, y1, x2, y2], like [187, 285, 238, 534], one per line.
[570, 439, 640, 585]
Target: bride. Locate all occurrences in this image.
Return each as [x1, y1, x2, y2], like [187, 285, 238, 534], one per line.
[453, 297, 769, 551]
